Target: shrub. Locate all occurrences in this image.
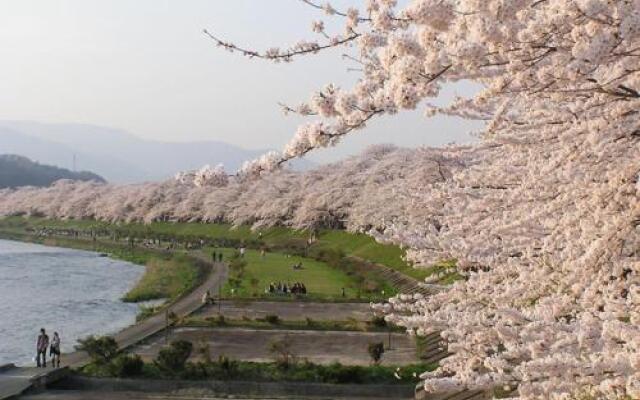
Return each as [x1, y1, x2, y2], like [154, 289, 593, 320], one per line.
[265, 314, 280, 324]
[322, 362, 365, 384]
[371, 316, 387, 328]
[136, 304, 158, 322]
[269, 337, 296, 369]
[111, 354, 144, 377]
[76, 335, 119, 364]
[155, 340, 193, 372]
[367, 342, 385, 365]
[196, 341, 211, 364]
[217, 355, 239, 378]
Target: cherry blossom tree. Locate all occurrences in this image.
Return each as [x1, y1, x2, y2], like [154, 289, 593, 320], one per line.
[205, 1, 640, 398]
[0, 0, 638, 398]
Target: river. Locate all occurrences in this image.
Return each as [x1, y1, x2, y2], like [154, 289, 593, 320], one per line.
[0, 239, 145, 366]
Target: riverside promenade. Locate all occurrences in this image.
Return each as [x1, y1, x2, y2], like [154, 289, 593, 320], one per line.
[0, 254, 228, 400]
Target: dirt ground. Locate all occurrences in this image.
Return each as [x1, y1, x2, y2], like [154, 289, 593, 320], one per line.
[195, 300, 376, 322]
[133, 327, 417, 366]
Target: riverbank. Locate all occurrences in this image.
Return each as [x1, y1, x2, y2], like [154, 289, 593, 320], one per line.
[0, 229, 209, 304]
[0, 240, 145, 366]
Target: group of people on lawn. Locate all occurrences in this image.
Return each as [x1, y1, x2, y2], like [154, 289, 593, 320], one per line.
[268, 281, 307, 295]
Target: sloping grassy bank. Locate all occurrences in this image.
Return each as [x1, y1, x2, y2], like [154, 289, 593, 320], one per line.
[0, 226, 208, 303]
[0, 216, 432, 280]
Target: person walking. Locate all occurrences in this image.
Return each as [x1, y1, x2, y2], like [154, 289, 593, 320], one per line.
[36, 328, 49, 368]
[212, 251, 217, 263]
[202, 289, 214, 305]
[50, 332, 61, 368]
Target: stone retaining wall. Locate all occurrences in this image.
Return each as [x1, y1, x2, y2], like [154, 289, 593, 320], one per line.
[52, 376, 415, 399]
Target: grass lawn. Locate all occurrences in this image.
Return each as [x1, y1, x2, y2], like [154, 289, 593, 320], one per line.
[210, 248, 369, 301]
[0, 223, 208, 303]
[0, 217, 451, 284]
[123, 253, 205, 302]
[313, 230, 431, 281]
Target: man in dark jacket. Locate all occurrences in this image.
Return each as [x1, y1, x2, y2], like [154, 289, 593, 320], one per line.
[36, 328, 49, 367]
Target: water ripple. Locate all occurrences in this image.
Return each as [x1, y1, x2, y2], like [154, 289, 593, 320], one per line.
[0, 239, 144, 366]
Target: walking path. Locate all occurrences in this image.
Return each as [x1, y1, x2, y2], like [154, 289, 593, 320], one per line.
[133, 327, 417, 366]
[0, 254, 228, 400]
[195, 300, 375, 321]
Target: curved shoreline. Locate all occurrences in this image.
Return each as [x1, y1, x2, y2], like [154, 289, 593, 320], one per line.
[0, 239, 145, 366]
[0, 233, 226, 369]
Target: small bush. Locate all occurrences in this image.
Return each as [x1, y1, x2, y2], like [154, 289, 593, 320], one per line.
[196, 341, 211, 363]
[136, 304, 158, 322]
[367, 342, 385, 365]
[269, 337, 296, 369]
[155, 340, 193, 372]
[112, 354, 144, 377]
[76, 336, 119, 364]
[322, 362, 365, 384]
[217, 355, 239, 378]
[265, 314, 280, 324]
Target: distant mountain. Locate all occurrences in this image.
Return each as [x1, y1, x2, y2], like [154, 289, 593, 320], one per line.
[0, 121, 314, 183]
[0, 154, 105, 189]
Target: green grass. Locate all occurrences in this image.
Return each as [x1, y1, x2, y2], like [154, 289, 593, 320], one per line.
[0, 216, 454, 285]
[0, 216, 411, 267]
[123, 253, 205, 302]
[0, 223, 208, 303]
[80, 355, 437, 385]
[313, 230, 430, 280]
[215, 248, 364, 300]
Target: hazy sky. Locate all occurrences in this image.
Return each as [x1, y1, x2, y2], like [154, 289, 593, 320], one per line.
[0, 0, 481, 162]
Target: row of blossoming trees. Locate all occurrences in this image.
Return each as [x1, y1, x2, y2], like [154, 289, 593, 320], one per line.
[1, 0, 639, 398]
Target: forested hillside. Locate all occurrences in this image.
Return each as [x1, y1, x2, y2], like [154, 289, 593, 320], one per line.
[0, 154, 105, 188]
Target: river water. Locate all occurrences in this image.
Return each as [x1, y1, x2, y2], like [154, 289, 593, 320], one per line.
[0, 239, 145, 366]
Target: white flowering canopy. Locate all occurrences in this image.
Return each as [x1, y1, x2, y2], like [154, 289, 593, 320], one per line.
[0, 0, 638, 398]
[207, 0, 640, 398]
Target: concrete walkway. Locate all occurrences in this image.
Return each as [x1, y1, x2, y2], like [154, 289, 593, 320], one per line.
[195, 300, 375, 321]
[0, 255, 228, 400]
[133, 327, 417, 366]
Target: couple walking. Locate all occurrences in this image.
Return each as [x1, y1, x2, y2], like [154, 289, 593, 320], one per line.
[36, 328, 61, 368]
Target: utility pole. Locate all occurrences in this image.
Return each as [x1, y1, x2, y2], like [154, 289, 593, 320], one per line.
[218, 281, 222, 314]
[72, 154, 76, 172]
[165, 309, 169, 344]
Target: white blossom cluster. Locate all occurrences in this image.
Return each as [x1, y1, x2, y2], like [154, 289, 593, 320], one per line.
[0, 144, 451, 227]
[200, 0, 640, 397]
[1, 0, 639, 398]
[175, 164, 228, 188]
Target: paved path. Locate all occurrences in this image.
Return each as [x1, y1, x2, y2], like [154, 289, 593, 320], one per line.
[0, 254, 228, 399]
[64, 257, 228, 368]
[133, 327, 417, 366]
[195, 300, 375, 321]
